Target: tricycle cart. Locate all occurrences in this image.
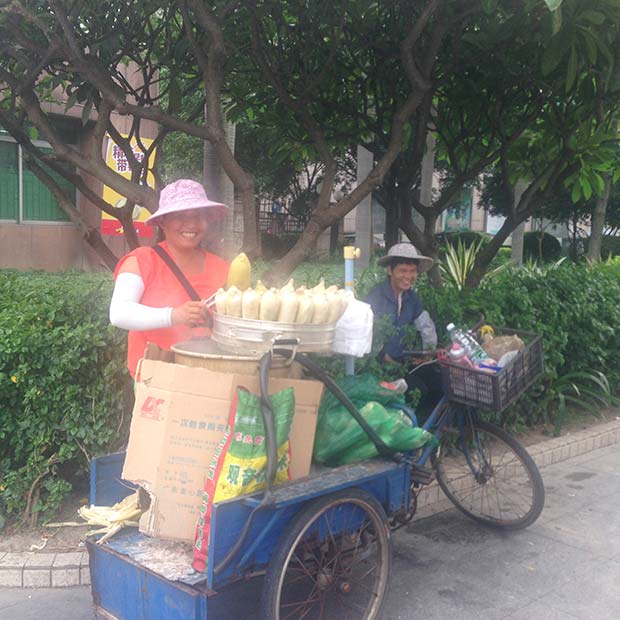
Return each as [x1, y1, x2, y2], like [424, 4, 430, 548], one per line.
[88, 333, 545, 620]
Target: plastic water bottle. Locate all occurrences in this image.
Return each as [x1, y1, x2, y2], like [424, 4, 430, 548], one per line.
[446, 323, 487, 364]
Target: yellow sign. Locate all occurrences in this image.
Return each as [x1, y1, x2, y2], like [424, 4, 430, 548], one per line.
[101, 134, 156, 237]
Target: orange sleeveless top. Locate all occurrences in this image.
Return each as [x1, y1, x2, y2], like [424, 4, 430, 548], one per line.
[114, 242, 229, 377]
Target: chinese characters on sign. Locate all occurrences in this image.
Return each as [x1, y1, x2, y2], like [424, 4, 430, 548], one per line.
[100, 134, 156, 238]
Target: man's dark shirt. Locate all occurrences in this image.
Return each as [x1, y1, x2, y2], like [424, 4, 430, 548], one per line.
[366, 279, 424, 361]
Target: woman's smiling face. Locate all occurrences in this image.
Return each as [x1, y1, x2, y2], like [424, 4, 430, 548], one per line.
[160, 209, 209, 249]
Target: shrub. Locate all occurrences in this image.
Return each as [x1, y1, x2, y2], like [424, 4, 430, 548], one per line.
[523, 231, 562, 262]
[351, 259, 620, 430]
[419, 261, 620, 428]
[0, 271, 131, 525]
[436, 231, 491, 250]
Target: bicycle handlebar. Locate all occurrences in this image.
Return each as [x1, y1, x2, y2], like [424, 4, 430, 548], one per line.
[403, 313, 487, 359]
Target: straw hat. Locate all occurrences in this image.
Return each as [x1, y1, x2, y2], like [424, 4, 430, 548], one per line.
[146, 179, 228, 225]
[377, 242, 435, 273]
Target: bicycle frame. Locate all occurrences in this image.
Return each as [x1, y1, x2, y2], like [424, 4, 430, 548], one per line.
[404, 394, 485, 474]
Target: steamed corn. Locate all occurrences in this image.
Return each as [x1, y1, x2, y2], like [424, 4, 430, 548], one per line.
[278, 288, 299, 323]
[226, 253, 251, 291]
[225, 286, 243, 317]
[241, 288, 261, 320]
[259, 288, 280, 321]
[215, 279, 350, 324]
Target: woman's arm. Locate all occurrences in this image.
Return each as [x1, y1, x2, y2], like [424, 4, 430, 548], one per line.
[109, 271, 173, 330]
[110, 255, 210, 330]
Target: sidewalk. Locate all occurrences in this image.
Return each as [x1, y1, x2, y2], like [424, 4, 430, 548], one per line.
[1, 418, 619, 590]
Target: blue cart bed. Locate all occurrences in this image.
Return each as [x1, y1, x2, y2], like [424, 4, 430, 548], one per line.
[88, 453, 410, 620]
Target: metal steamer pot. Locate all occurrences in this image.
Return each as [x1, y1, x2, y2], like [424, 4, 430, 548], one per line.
[171, 338, 304, 379]
[210, 312, 336, 356]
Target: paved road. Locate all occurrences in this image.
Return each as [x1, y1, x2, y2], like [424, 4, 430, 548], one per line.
[1, 443, 618, 619]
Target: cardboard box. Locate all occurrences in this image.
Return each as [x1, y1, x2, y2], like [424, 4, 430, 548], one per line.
[122, 358, 323, 542]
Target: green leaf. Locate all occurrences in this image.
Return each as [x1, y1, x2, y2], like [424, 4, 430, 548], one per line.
[551, 7, 563, 34]
[542, 33, 569, 76]
[579, 10, 606, 26]
[544, 0, 563, 10]
[64, 93, 77, 112]
[591, 172, 605, 194]
[580, 176, 592, 200]
[571, 182, 581, 202]
[565, 46, 578, 91]
[579, 28, 598, 65]
[595, 37, 613, 66]
[81, 100, 93, 127]
[481, 0, 497, 14]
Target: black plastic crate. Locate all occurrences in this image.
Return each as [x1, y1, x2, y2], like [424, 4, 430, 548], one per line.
[440, 329, 544, 412]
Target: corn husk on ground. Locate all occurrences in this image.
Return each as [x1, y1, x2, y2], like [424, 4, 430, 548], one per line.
[214, 278, 351, 324]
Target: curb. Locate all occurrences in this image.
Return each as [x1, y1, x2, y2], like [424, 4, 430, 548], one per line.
[1, 418, 619, 589]
[0, 550, 90, 588]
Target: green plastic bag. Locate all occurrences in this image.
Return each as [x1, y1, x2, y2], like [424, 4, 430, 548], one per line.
[313, 375, 437, 466]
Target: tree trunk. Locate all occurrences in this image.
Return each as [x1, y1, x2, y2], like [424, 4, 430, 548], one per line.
[587, 173, 611, 263]
[511, 222, 525, 265]
[384, 181, 400, 248]
[355, 145, 374, 269]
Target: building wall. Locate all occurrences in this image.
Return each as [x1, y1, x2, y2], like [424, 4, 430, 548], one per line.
[0, 121, 153, 272]
[0, 65, 159, 273]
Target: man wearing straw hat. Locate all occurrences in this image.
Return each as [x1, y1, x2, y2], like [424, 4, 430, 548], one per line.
[366, 243, 442, 416]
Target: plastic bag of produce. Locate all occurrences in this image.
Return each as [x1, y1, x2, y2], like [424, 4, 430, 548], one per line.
[332, 299, 374, 357]
[313, 375, 437, 466]
[192, 386, 295, 572]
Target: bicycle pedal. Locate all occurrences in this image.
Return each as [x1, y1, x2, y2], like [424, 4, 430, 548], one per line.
[410, 465, 434, 485]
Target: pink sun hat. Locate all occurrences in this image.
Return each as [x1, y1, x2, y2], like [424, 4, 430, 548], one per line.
[146, 179, 228, 225]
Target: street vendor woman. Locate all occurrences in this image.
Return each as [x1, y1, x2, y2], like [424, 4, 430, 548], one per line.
[366, 242, 442, 416]
[109, 179, 229, 378]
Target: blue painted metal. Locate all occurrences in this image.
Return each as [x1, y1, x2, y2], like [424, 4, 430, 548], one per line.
[88, 533, 209, 620]
[90, 452, 135, 506]
[88, 452, 412, 618]
[207, 460, 409, 589]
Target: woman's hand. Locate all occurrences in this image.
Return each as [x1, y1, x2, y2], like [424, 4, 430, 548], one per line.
[171, 301, 210, 326]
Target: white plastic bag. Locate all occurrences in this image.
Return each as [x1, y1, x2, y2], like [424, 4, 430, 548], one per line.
[332, 299, 374, 357]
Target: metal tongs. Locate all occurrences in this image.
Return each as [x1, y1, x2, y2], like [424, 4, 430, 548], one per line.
[202, 292, 217, 308]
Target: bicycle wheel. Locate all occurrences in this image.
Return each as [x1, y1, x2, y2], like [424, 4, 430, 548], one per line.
[261, 488, 392, 620]
[433, 418, 544, 529]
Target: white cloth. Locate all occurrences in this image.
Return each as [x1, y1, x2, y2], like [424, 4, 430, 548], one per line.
[109, 272, 173, 331]
[332, 299, 374, 357]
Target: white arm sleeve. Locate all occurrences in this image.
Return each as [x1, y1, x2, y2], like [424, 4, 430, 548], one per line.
[109, 272, 174, 331]
[414, 310, 438, 350]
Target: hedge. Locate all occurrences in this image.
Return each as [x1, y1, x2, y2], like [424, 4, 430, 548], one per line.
[2, 259, 620, 522]
[0, 271, 131, 525]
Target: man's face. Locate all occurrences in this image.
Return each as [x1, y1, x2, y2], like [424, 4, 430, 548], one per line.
[387, 262, 418, 293]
